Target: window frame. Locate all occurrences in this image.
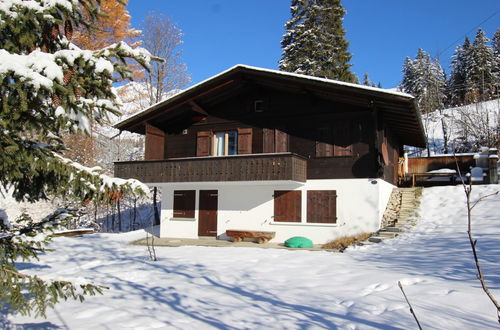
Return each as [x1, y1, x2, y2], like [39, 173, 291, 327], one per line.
[212, 130, 238, 156]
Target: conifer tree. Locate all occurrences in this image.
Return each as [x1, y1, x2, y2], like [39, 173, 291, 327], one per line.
[362, 72, 376, 87]
[64, 0, 141, 167]
[73, 0, 140, 51]
[448, 37, 472, 106]
[0, 0, 151, 317]
[491, 29, 500, 97]
[466, 29, 496, 102]
[279, 0, 356, 82]
[401, 49, 447, 153]
[401, 49, 447, 114]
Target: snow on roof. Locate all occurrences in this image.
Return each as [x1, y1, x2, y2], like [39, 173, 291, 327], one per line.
[115, 64, 414, 129]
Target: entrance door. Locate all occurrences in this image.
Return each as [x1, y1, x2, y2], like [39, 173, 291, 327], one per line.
[198, 190, 218, 236]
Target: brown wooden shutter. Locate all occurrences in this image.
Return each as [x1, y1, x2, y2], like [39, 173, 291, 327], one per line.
[307, 190, 337, 223]
[275, 129, 288, 153]
[274, 190, 301, 222]
[333, 120, 353, 156]
[316, 127, 334, 157]
[145, 123, 165, 160]
[173, 190, 195, 218]
[237, 128, 252, 154]
[263, 128, 275, 153]
[196, 130, 212, 156]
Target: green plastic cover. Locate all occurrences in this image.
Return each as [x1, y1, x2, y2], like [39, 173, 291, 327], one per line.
[284, 236, 313, 248]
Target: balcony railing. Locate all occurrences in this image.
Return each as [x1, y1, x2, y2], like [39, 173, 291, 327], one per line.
[114, 153, 307, 183]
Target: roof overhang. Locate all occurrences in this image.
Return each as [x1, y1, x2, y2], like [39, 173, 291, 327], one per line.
[115, 65, 426, 148]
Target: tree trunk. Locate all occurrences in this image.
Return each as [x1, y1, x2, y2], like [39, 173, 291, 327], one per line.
[111, 203, 115, 232]
[133, 198, 137, 230]
[153, 187, 160, 226]
[117, 200, 122, 232]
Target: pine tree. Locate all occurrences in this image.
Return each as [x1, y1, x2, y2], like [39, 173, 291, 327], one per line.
[362, 72, 377, 87]
[448, 37, 472, 106]
[491, 29, 500, 97]
[466, 29, 496, 102]
[401, 49, 446, 114]
[279, 0, 356, 82]
[64, 0, 141, 167]
[0, 0, 151, 317]
[400, 49, 447, 153]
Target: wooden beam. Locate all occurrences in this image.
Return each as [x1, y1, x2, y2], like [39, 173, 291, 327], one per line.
[127, 79, 236, 131]
[188, 101, 208, 115]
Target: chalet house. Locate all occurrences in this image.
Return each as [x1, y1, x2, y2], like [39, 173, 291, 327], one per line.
[114, 65, 426, 244]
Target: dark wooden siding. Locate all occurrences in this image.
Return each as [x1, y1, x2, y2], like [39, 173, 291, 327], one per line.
[381, 125, 401, 185]
[144, 124, 165, 160]
[142, 87, 394, 181]
[115, 153, 307, 183]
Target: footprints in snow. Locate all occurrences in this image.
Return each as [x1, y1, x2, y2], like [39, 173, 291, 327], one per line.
[361, 283, 391, 296]
[361, 277, 425, 297]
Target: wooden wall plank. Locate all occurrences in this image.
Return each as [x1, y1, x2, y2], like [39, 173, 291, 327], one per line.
[145, 123, 165, 160]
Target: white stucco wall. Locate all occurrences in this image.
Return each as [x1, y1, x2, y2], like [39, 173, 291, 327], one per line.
[154, 178, 394, 244]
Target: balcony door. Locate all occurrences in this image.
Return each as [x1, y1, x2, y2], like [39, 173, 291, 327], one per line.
[198, 190, 218, 236]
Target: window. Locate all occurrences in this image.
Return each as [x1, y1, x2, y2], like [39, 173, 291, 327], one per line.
[173, 190, 195, 218]
[274, 190, 301, 222]
[214, 131, 238, 156]
[197, 128, 252, 156]
[307, 190, 337, 223]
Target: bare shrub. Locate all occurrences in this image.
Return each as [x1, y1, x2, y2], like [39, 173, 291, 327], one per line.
[322, 233, 373, 250]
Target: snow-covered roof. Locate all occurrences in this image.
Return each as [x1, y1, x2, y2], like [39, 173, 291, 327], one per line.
[115, 64, 425, 147]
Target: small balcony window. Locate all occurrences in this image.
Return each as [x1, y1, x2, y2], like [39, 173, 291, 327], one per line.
[214, 131, 238, 156]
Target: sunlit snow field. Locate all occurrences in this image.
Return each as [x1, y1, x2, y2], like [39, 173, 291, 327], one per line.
[2, 185, 500, 329]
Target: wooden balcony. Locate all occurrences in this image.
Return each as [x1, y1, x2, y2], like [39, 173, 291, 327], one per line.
[114, 153, 307, 183]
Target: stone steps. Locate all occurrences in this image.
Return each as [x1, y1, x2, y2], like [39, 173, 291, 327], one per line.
[359, 187, 422, 246]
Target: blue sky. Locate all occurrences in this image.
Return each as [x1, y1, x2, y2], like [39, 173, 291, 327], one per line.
[127, 0, 499, 89]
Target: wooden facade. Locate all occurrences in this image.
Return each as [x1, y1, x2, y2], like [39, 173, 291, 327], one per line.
[115, 66, 425, 186]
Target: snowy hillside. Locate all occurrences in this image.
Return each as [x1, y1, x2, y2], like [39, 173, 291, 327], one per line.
[423, 98, 500, 155]
[91, 83, 184, 171]
[3, 184, 500, 329]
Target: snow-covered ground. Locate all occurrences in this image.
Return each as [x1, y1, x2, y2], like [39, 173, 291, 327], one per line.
[2, 184, 500, 329]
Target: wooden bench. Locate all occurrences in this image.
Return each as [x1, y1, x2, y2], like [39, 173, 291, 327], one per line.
[411, 172, 456, 187]
[226, 230, 276, 244]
